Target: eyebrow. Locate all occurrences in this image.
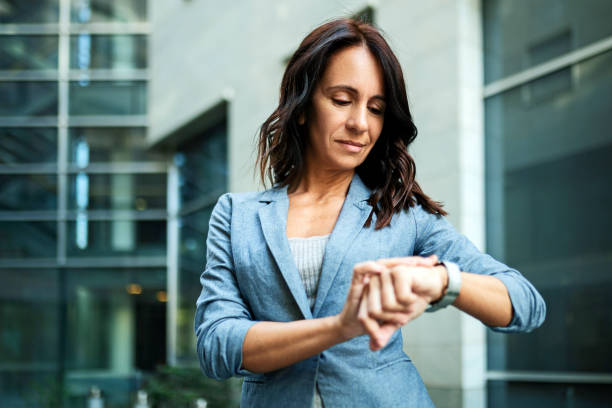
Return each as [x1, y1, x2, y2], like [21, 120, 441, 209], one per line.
[325, 85, 386, 102]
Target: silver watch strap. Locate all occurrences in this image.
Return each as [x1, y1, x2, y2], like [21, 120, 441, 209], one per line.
[426, 260, 462, 313]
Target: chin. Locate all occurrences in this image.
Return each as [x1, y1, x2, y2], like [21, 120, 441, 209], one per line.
[329, 156, 366, 171]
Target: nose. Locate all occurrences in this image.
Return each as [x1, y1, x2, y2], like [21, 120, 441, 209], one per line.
[346, 104, 368, 134]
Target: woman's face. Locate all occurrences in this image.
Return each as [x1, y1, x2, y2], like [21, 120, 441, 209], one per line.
[304, 45, 385, 172]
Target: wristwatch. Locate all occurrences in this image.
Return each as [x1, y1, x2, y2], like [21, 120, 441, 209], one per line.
[426, 260, 462, 312]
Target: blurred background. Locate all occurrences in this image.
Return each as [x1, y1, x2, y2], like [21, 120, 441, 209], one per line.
[0, 0, 610, 407]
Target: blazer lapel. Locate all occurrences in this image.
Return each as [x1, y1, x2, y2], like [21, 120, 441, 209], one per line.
[313, 174, 372, 316]
[258, 189, 313, 320]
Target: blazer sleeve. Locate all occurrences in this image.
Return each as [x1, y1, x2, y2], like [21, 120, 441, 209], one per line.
[194, 193, 257, 380]
[411, 205, 546, 333]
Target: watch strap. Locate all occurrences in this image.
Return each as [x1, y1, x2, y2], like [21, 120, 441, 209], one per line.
[426, 260, 462, 312]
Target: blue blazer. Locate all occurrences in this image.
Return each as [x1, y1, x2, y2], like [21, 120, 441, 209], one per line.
[195, 174, 546, 407]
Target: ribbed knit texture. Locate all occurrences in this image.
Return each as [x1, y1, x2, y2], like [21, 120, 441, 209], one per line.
[288, 234, 330, 310]
[288, 234, 330, 408]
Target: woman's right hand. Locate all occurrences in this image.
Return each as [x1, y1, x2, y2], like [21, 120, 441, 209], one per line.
[336, 261, 387, 341]
[336, 255, 438, 344]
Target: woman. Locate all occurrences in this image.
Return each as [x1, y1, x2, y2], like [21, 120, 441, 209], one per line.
[195, 18, 545, 407]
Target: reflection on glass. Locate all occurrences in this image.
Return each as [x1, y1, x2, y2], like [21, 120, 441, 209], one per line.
[65, 268, 165, 371]
[0, 268, 59, 406]
[0, 1, 59, 23]
[69, 81, 146, 115]
[486, 51, 612, 373]
[71, 0, 147, 23]
[0, 35, 59, 71]
[68, 173, 167, 210]
[66, 220, 166, 257]
[487, 381, 612, 408]
[179, 208, 212, 267]
[62, 267, 165, 405]
[70, 34, 147, 70]
[0, 221, 56, 258]
[0, 82, 58, 116]
[69, 127, 164, 162]
[176, 208, 212, 362]
[0, 128, 57, 164]
[176, 119, 227, 363]
[483, 0, 612, 83]
[177, 121, 228, 204]
[0, 174, 57, 210]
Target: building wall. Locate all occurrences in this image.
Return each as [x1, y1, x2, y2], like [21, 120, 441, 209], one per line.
[150, 1, 486, 407]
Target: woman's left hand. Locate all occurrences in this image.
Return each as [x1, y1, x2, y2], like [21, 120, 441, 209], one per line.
[359, 257, 447, 350]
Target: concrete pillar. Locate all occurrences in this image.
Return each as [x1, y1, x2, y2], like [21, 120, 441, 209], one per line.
[109, 293, 134, 373]
[379, 1, 486, 407]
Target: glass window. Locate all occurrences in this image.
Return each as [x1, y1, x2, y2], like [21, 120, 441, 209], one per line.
[487, 381, 612, 408]
[0, 268, 60, 407]
[486, 50, 612, 373]
[176, 121, 227, 205]
[68, 173, 166, 211]
[64, 268, 165, 371]
[0, 82, 58, 116]
[71, 0, 147, 23]
[0, 35, 59, 71]
[483, 0, 612, 83]
[175, 119, 227, 364]
[0, 1, 59, 23]
[70, 34, 146, 70]
[69, 127, 164, 163]
[0, 128, 57, 164]
[0, 269, 59, 363]
[0, 221, 56, 258]
[66, 219, 165, 257]
[176, 207, 212, 362]
[0, 174, 57, 210]
[69, 81, 146, 115]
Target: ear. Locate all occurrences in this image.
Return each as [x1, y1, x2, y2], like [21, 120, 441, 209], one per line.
[298, 112, 305, 125]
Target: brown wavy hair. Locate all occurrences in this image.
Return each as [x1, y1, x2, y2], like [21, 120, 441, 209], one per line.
[257, 18, 446, 229]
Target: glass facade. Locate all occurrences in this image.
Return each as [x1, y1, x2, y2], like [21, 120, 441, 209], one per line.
[483, 0, 612, 83]
[69, 34, 147, 70]
[0, 81, 58, 116]
[71, 0, 147, 23]
[484, 0, 612, 406]
[0, 1, 59, 24]
[0, 128, 58, 164]
[0, 0, 173, 406]
[0, 35, 59, 71]
[174, 120, 228, 364]
[69, 81, 147, 115]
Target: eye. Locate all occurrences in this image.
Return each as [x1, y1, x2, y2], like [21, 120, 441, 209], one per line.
[332, 98, 350, 106]
[368, 106, 384, 116]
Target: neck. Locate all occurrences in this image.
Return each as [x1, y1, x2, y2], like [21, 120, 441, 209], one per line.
[292, 162, 355, 201]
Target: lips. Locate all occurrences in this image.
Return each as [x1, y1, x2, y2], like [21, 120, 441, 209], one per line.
[336, 140, 366, 153]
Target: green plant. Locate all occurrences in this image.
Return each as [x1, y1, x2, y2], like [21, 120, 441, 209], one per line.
[143, 365, 241, 408]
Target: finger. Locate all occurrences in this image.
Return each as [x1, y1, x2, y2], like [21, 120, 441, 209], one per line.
[367, 275, 382, 317]
[358, 288, 381, 339]
[371, 321, 402, 351]
[350, 261, 386, 299]
[391, 266, 418, 307]
[380, 268, 404, 312]
[353, 261, 385, 282]
[377, 255, 438, 269]
[346, 267, 376, 309]
[367, 276, 402, 321]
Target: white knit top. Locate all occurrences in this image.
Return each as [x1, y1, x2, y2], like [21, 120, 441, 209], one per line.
[288, 234, 330, 408]
[288, 234, 330, 310]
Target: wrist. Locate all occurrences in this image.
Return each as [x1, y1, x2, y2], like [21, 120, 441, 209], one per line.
[433, 265, 448, 302]
[330, 314, 353, 342]
[426, 261, 462, 313]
